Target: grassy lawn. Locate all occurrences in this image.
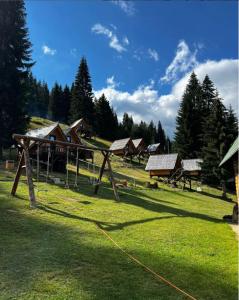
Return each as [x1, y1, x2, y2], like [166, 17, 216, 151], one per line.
[0, 163, 238, 299]
[0, 117, 237, 299]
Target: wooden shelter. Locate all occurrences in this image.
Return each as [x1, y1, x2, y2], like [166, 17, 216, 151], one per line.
[26, 123, 67, 172]
[109, 138, 136, 159]
[182, 159, 203, 176]
[147, 143, 161, 155]
[70, 118, 93, 139]
[219, 137, 238, 222]
[145, 153, 181, 178]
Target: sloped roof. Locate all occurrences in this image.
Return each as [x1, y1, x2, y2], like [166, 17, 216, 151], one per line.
[145, 153, 178, 171]
[70, 118, 84, 129]
[110, 138, 131, 151]
[27, 123, 59, 139]
[219, 137, 239, 167]
[147, 143, 160, 152]
[132, 138, 144, 149]
[182, 159, 203, 171]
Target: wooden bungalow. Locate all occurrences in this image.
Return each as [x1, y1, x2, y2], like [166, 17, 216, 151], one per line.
[219, 137, 238, 223]
[109, 138, 136, 158]
[132, 138, 146, 154]
[182, 159, 203, 177]
[145, 153, 181, 178]
[147, 143, 161, 155]
[70, 118, 93, 139]
[64, 127, 94, 162]
[26, 123, 68, 172]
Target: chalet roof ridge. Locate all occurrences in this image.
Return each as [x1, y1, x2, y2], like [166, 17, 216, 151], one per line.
[219, 136, 239, 167]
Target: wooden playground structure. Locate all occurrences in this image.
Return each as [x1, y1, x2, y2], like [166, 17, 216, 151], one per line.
[11, 133, 120, 208]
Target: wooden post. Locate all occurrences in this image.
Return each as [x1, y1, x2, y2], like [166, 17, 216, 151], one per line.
[106, 154, 120, 201]
[94, 151, 108, 195]
[24, 142, 37, 208]
[11, 151, 24, 196]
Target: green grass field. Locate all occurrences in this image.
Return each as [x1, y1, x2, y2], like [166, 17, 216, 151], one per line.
[0, 117, 238, 299]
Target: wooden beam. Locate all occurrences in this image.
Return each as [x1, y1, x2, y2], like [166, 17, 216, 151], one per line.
[12, 134, 110, 153]
[11, 151, 24, 196]
[23, 142, 36, 208]
[94, 151, 108, 195]
[106, 154, 120, 201]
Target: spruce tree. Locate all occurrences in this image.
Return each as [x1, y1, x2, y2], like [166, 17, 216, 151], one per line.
[201, 94, 227, 185]
[156, 121, 166, 152]
[69, 57, 95, 126]
[95, 94, 118, 140]
[122, 113, 134, 137]
[48, 83, 63, 121]
[174, 72, 203, 158]
[62, 85, 71, 124]
[0, 0, 33, 157]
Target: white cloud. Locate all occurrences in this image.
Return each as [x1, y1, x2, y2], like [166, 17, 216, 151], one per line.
[94, 59, 238, 138]
[70, 48, 77, 57]
[111, 0, 136, 16]
[161, 40, 198, 83]
[148, 48, 159, 62]
[91, 23, 127, 53]
[42, 45, 56, 56]
[123, 36, 129, 45]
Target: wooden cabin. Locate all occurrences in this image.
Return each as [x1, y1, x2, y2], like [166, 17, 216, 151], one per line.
[27, 123, 67, 172]
[64, 127, 94, 162]
[182, 159, 203, 176]
[132, 138, 146, 154]
[219, 137, 238, 222]
[145, 153, 181, 178]
[147, 143, 161, 155]
[109, 138, 136, 158]
[70, 118, 93, 139]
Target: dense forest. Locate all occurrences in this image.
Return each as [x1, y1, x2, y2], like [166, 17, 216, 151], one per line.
[0, 0, 238, 186]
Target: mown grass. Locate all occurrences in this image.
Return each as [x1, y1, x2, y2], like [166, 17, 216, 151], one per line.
[0, 162, 238, 300]
[1, 116, 237, 299]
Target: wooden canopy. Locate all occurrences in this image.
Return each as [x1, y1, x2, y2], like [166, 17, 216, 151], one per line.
[147, 143, 161, 155]
[132, 138, 145, 153]
[182, 159, 202, 176]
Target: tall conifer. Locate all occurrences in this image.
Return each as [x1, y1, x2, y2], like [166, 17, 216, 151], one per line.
[0, 0, 33, 156]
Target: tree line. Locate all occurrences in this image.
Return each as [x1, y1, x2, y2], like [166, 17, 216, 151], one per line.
[174, 72, 238, 185]
[27, 57, 171, 147]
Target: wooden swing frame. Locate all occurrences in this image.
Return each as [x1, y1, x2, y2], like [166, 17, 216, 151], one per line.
[11, 134, 119, 208]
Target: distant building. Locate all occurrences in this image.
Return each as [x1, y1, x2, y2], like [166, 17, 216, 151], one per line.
[70, 118, 93, 139]
[145, 153, 181, 178]
[147, 143, 161, 155]
[110, 138, 136, 158]
[182, 159, 203, 177]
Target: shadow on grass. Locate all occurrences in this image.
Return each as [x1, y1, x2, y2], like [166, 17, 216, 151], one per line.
[0, 201, 237, 300]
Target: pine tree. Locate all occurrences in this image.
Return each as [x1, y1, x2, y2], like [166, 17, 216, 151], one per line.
[224, 105, 238, 150]
[61, 85, 71, 124]
[148, 121, 157, 144]
[156, 121, 166, 152]
[0, 0, 33, 157]
[95, 94, 118, 140]
[48, 83, 63, 121]
[174, 72, 203, 158]
[69, 57, 95, 126]
[201, 94, 227, 185]
[122, 113, 134, 137]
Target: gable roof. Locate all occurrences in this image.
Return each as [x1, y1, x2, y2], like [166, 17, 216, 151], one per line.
[63, 127, 81, 144]
[182, 159, 203, 171]
[110, 138, 132, 151]
[145, 153, 178, 171]
[27, 123, 63, 139]
[70, 118, 84, 129]
[132, 138, 144, 149]
[147, 143, 160, 152]
[219, 136, 239, 167]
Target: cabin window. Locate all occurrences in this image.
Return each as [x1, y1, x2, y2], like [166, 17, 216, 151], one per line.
[49, 135, 56, 141]
[67, 136, 71, 142]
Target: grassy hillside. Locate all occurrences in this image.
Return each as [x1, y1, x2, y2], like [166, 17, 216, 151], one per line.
[0, 116, 235, 299]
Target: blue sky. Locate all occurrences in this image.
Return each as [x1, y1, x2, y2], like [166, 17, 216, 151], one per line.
[25, 0, 238, 136]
